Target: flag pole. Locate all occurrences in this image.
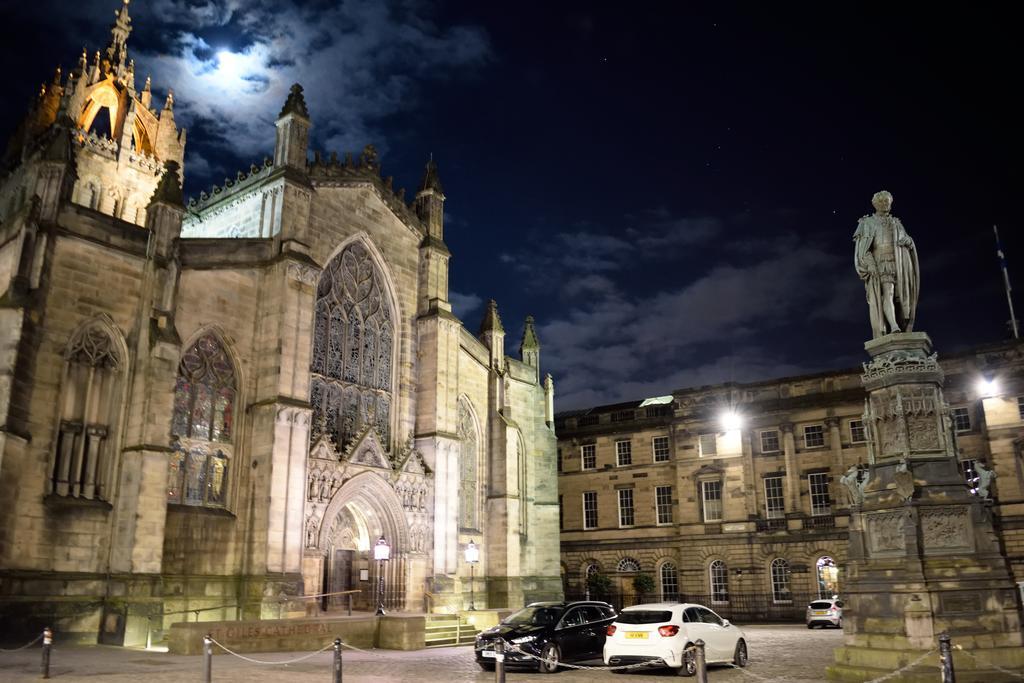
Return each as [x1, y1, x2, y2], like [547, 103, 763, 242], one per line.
[995, 225, 1020, 340]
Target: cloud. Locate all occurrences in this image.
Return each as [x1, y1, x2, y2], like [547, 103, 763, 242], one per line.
[449, 290, 483, 320]
[40, 0, 490, 187]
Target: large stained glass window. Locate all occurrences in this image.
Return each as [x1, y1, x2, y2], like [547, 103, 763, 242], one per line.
[310, 242, 394, 453]
[168, 333, 236, 507]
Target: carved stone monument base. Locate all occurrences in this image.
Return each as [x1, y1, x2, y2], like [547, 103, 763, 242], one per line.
[827, 333, 1024, 682]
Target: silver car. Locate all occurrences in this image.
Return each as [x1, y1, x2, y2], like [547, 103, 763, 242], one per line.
[806, 598, 843, 628]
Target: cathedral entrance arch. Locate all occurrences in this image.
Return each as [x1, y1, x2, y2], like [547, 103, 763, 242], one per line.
[317, 472, 409, 611]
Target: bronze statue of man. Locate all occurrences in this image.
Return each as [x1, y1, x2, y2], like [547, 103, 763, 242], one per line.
[854, 191, 920, 338]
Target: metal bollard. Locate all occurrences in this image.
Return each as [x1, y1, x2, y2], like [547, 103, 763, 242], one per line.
[494, 639, 505, 683]
[41, 627, 52, 679]
[333, 638, 343, 683]
[939, 633, 956, 683]
[694, 639, 708, 683]
[203, 633, 213, 683]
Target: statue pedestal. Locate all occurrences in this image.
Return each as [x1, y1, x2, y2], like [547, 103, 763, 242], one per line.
[827, 333, 1024, 682]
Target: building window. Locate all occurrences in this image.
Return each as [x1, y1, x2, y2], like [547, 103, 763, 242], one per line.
[701, 480, 723, 522]
[581, 444, 596, 470]
[951, 407, 971, 433]
[50, 320, 124, 501]
[645, 404, 672, 418]
[457, 399, 479, 529]
[655, 485, 673, 524]
[617, 557, 641, 572]
[660, 562, 679, 601]
[652, 436, 671, 462]
[169, 333, 237, 508]
[771, 558, 792, 603]
[557, 448, 562, 473]
[849, 419, 867, 443]
[1018, 396, 1024, 421]
[618, 488, 635, 527]
[710, 560, 729, 604]
[760, 430, 780, 453]
[699, 433, 717, 457]
[803, 424, 825, 448]
[958, 459, 979, 493]
[578, 414, 600, 427]
[809, 473, 831, 516]
[309, 242, 394, 453]
[616, 440, 632, 466]
[611, 409, 634, 422]
[583, 491, 598, 530]
[764, 476, 785, 519]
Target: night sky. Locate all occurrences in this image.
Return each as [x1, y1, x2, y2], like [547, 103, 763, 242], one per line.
[2, 1, 1020, 409]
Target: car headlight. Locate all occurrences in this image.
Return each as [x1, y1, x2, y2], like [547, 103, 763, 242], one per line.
[511, 635, 537, 644]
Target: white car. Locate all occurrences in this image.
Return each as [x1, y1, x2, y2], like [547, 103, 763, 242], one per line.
[806, 597, 844, 628]
[603, 602, 748, 676]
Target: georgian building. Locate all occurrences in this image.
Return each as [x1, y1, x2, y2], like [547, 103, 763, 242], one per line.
[555, 340, 1024, 616]
[0, 1, 560, 645]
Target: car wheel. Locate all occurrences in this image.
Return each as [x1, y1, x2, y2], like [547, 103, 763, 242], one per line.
[733, 639, 748, 668]
[807, 623, 814, 629]
[538, 642, 560, 674]
[676, 647, 697, 677]
[478, 662, 495, 671]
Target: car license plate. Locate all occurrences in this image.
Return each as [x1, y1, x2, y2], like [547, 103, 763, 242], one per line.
[481, 650, 496, 658]
[625, 632, 648, 640]
[813, 611, 829, 616]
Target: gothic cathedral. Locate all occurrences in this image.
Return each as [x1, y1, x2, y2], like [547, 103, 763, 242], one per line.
[0, 1, 560, 645]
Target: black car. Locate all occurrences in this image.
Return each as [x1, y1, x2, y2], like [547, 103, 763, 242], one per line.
[474, 601, 617, 673]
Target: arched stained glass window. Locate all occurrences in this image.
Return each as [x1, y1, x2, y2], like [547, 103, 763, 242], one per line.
[458, 399, 479, 529]
[660, 562, 679, 601]
[310, 242, 394, 452]
[771, 558, 792, 603]
[710, 560, 729, 604]
[169, 333, 237, 507]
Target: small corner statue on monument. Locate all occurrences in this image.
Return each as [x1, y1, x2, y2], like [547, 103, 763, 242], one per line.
[854, 191, 920, 338]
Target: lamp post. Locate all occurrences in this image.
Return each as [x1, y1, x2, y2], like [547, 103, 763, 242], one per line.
[465, 540, 479, 611]
[373, 535, 390, 616]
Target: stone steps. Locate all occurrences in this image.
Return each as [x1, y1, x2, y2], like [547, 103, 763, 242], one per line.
[424, 615, 478, 648]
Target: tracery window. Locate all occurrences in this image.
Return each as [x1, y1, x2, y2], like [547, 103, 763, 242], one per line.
[51, 320, 124, 501]
[168, 333, 236, 507]
[458, 399, 479, 529]
[617, 557, 641, 572]
[310, 242, 394, 452]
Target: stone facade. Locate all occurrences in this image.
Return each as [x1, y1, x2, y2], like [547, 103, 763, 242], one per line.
[555, 340, 1024, 617]
[0, 2, 560, 646]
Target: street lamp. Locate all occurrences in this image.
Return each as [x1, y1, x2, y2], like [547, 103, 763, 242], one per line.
[373, 535, 391, 616]
[465, 540, 480, 611]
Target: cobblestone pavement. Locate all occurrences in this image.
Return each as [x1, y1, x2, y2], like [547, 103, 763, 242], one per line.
[0, 624, 843, 682]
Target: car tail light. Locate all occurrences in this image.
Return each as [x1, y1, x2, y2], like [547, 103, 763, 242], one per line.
[606, 625, 616, 637]
[658, 625, 680, 637]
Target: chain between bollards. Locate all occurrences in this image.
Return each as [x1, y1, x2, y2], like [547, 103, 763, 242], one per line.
[494, 638, 505, 683]
[203, 633, 213, 683]
[333, 637, 343, 683]
[694, 638, 708, 683]
[938, 633, 956, 683]
[40, 627, 52, 679]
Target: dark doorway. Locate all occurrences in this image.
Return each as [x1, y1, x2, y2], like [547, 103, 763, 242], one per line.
[331, 549, 354, 609]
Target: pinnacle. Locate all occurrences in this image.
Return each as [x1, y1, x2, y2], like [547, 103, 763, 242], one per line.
[279, 83, 310, 119]
[418, 157, 444, 194]
[149, 160, 184, 208]
[520, 315, 540, 351]
[479, 299, 505, 336]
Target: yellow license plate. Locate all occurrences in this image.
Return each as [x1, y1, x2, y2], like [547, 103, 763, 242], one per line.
[625, 632, 648, 640]
[813, 611, 829, 616]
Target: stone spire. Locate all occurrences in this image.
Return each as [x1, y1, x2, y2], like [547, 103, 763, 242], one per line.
[274, 83, 311, 170]
[148, 160, 184, 208]
[104, 0, 133, 79]
[519, 315, 541, 381]
[414, 157, 445, 239]
[479, 299, 505, 371]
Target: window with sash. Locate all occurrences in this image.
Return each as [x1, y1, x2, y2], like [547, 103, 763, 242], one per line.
[652, 436, 671, 462]
[764, 476, 785, 519]
[849, 419, 867, 443]
[583, 491, 598, 529]
[701, 480, 723, 522]
[699, 433, 717, 457]
[660, 562, 679, 601]
[616, 440, 632, 466]
[951, 407, 971, 433]
[618, 488, 635, 527]
[771, 558, 792, 603]
[760, 430, 780, 453]
[655, 485, 673, 524]
[581, 443, 596, 470]
[803, 424, 825, 448]
[710, 560, 729, 604]
[809, 472, 831, 516]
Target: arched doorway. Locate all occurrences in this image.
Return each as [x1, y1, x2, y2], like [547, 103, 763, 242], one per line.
[317, 471, 410, 612]
[816, 556, 840, 598]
